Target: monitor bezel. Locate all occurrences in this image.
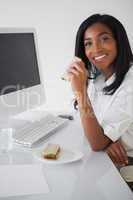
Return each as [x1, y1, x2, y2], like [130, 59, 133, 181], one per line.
[0, 28, 46, 118]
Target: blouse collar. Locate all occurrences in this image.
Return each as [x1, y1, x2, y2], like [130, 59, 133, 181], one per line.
[93, 73, 115, 91]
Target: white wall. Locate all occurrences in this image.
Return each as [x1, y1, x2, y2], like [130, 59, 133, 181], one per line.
[0, 0, 132, 110]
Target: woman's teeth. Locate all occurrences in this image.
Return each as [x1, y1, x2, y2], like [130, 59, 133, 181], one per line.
[94, 54, 106, 61]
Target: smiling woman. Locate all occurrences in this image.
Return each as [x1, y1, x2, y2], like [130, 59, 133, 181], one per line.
[84, 23, 117, 79]
[66, 14, 133, 166]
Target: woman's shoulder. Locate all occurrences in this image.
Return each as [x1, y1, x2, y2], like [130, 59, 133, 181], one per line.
[128, 64, 133, 73]
[124, 64, 133, 82]
[119, 65, 133, 93]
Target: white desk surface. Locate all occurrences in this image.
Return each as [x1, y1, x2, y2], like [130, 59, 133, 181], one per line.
[0, 113, 133, 200]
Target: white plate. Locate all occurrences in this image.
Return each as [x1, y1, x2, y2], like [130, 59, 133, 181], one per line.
[33, 148, 84, 165]
[120, 166, 133, 182]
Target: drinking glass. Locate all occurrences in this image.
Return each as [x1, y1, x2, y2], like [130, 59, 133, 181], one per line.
[0, 121, 13, 153]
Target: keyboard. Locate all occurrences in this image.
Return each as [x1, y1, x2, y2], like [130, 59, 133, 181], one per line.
[13, 114, 68, 147]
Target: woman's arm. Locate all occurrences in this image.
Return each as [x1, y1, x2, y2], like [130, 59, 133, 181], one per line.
[77, 92, 112, 150]
[67, 57, 112, 151]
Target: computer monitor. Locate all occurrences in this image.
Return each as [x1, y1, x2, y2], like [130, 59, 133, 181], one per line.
[0, 28, 45, 118]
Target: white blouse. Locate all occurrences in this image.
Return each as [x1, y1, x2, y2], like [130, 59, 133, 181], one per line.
[88, 65, 133, 155]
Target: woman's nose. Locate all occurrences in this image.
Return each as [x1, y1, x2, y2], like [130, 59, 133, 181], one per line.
[92, 41, 102, 53]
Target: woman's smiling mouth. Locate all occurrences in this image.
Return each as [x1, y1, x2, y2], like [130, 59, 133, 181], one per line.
[93, 54, 107, 61]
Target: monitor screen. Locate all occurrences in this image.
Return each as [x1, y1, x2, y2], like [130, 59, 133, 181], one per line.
[0, 33, 40, 96]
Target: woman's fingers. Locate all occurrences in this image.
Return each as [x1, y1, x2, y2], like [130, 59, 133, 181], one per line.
[106, 148, 117, 163]
[106, 141, 128, 166]
[68, 64, 84, 77]
[65, 57, 89, 94]
[67, 68, 80, 77]
[112, 146, 126, 165]
[65, 57, 89, 82]
[114, 142, 128, 165]
[119, 143, 128, 164]
[70, 57, 87, 73]
[106, 147, 123, 165]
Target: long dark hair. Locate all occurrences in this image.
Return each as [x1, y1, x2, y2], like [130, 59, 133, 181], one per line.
[74, 13, 133, 109]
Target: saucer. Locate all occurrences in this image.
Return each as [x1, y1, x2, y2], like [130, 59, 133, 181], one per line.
[33, 148, 84, 165]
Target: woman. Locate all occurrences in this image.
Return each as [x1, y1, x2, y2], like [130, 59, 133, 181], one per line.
[67, 14, 133, 166]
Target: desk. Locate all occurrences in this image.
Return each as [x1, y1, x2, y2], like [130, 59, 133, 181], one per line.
[0, 114, 133, 200]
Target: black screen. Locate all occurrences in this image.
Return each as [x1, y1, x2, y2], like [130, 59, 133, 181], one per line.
[0, 33, 40, 95]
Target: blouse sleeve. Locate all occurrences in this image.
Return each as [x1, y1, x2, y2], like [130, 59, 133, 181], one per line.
[101, 76, 133, 142]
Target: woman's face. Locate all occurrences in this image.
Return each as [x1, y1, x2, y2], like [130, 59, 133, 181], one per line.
[84, 22, 117, 78]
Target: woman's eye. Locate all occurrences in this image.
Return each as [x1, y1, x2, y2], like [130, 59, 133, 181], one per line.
[101, 35, 111, 42]
[102, 36, 108, 41]
[84, 41, 92, 48]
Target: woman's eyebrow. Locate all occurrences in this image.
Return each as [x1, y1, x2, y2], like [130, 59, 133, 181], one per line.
[84, 31, 113, 41]
[98, 31, 113, 37]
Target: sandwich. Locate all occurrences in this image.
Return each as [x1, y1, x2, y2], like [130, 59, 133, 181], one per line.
[42, 143, 61, 160]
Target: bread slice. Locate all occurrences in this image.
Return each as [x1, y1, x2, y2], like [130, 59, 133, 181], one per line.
[43, 144, 60, 160]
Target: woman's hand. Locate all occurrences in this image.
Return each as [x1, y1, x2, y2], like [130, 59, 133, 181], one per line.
[105, 140, 128, 166]
[67, 57, 88, 94]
